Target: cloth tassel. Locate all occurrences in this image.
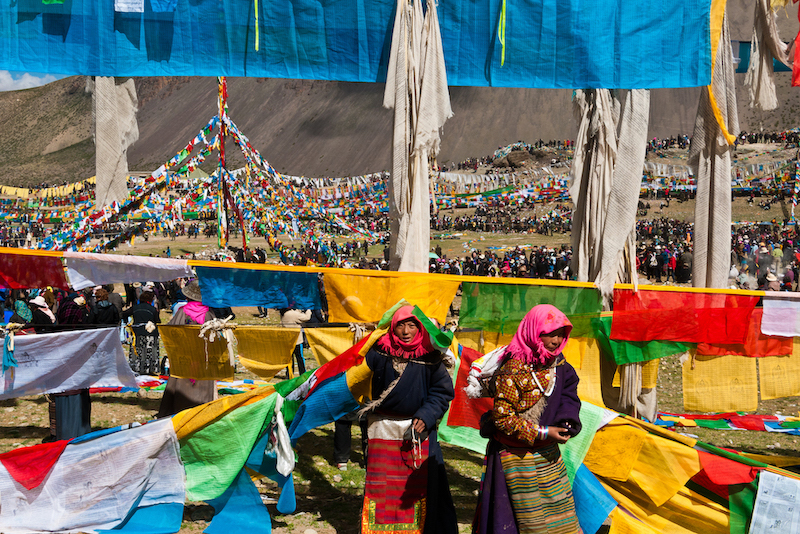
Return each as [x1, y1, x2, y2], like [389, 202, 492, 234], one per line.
[199, 316, 238, 367]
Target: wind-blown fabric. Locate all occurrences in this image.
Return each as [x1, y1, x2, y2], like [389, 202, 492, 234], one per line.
[64, 251, 191, 290]
[0, 251, 69, 290]
[594, 89, 650, 304]
[744, 0, 792, 111]
[385, 0, 452, 272]
[0, 327, 137, 400]
[570, 89, 618, 284]
[0, 418, 184, 534]
[92, 77, 138, 207]
[235, 326, 300, 378]
[689, 10, 738, 289]
[159, 325, 233, 380]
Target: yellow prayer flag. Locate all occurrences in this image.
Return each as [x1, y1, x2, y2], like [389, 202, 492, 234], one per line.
[323, 272, 459, 325]
[306, 327, 357, 366]
[456, 330, 482, 353]
[235, 326, 300, 379]
[759, 339, 800, 400]
[569, 337, 605, 407]
[160, 325, 233, 380]
[682, 352, 758, 412]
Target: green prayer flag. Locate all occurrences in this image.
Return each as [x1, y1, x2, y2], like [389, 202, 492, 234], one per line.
[695, 419, 734, 430]
[180, 394, 277, 501]
[591, 316, 693, 365]
[459, 282, 602, 337]
[729, 479, 759, 534]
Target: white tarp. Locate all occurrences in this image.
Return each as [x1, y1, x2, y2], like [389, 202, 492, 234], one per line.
[0, 418, 185, 533]
[64, 251, 192, 290]
[1, 328, 137, 399]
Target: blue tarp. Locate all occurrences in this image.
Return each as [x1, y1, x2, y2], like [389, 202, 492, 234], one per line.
[0, 0, 711, 89]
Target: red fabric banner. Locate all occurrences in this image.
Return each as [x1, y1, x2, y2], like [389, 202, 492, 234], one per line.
[793, 4, 800, 87]
[0, 439, 71, 490]
[610, 289, 759, 344]
[307, 335, 370, 396]
[697, 309, 793, 357]
[0, 253, 69, 290]
[447, 346, 493, 430]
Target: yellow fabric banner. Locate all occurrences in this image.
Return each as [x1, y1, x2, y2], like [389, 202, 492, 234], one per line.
[481, 331, 514, 354]
[604, 482, 728, 534]
[160, 325, 234, 380]
[588, 421, 722, 534]
[235, 326, 301, 379]
[172, 386, 275, 440]
[587, 419, 701, 507]
[607, 507, 659, 534]
[565, 337, 605, 408]
[305, 327, 357, 366]
[682, 352, 758, 412]
[583, 424, 646, 481]
[759, 339, 800, 400]
[323, 272, 459, 324]
[456, 330, 482, 353]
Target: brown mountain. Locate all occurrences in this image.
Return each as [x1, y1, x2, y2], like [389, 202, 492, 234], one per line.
[0, 0, 798, 187]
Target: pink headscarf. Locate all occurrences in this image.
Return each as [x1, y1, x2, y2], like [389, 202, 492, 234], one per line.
[505, 304, 572, 366]
[377, 305, 433, 359]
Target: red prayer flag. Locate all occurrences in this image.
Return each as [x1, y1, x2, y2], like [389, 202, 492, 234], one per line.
[447, 346, 493, 430]
[0, 439, 71, 490]
[307, 335, 370, 396]
[610, 289, 759, 344]
[794, 4, 800, 87]
[0, 252, 69, 291]
[697, 309, 793, 357]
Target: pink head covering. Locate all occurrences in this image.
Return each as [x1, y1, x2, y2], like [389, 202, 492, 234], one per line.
[505, 304, 572, 366]
[377, 305, 433, 359]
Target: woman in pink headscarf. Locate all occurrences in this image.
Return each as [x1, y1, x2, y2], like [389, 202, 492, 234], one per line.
[473, 304, 582, 534]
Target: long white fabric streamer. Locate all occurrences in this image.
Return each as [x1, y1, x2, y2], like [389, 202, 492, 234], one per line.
[0, 418, 185, 533]
[64, 251, 192, 290]
[745, 0, 793, 111]
[689, 13, 738, 289]
[0, 327, 137, 399]
[384, 0, 452, 272]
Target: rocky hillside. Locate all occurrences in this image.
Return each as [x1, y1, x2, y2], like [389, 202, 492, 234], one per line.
[0, 0, 798, 187]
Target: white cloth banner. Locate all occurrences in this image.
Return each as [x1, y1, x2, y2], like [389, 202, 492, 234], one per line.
[761, 295, 800, 337]
[1, 328, 137, 399]
[749, 470, 800, 534]
[64, 251, 192, 290]
[0, 418, 185, 533]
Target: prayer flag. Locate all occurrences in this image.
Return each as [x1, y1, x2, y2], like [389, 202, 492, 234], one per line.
[0, 251, 69, 290]
[460, 282, 602, 336]
[610, 289, 758, 344]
